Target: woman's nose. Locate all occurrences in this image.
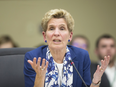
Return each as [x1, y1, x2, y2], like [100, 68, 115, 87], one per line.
[54, 28, 60, 36]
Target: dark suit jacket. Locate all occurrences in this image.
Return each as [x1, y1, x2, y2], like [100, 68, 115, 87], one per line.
[90, 62, 110, 87]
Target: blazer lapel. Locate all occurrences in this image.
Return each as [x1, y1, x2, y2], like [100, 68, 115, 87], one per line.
[73, 59, 79, 86]
[69, 47, 79, 86]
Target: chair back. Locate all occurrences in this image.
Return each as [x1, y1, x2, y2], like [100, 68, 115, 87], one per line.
[0, 48, 35, 87]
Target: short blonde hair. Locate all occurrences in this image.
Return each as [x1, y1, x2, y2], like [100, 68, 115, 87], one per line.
[41, 9, 74, 32]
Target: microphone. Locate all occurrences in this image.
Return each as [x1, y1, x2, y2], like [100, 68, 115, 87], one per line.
[70, 60, 88, 87]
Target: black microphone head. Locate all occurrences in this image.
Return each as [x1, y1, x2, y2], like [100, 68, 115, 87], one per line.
[70, 60, 75, 66]
[70, 60, 72, 63]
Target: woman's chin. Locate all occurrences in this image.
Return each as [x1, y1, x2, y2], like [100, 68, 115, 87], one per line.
[49, 45, 65, 50]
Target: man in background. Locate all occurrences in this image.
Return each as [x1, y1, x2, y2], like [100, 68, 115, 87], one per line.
[91, 34, 116, 87]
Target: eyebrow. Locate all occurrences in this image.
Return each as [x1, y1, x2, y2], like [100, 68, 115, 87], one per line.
[48, 23, 66, 26]
[59, 24, 66, 27]
[48, 25, 54, 27]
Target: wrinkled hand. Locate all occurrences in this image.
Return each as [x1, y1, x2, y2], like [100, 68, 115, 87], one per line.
[92, 55, 110, 83]
[28, 57, 49, 79]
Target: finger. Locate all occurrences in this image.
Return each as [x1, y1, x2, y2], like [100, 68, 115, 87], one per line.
[33, 57, 37, 67]
[97, 64, 103, 72]
[37, 57, 41, 70]
[27, 60, 33, 66]
[107, 55, 110, 64]
[100, 59, 106, 72]
[100, 60, 104, 69]
[104, 56, 108, 64]
[103, 56, 107, 63]
[97, 65, 100, 72]
[101, 60, 104, 68]
[105, 56, 109, 67]
[103, 55, 110, 68]
[41, 58, 46, 69]
[45, 61, 49, 70]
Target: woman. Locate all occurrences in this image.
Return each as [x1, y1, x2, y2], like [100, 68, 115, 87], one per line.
[24, 9, 110, 87]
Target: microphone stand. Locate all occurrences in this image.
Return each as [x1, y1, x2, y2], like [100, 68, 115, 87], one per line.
[70, 60, 88, 87]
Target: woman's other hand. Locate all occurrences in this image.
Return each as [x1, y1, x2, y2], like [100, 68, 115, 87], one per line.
[92, 55, 110, 84]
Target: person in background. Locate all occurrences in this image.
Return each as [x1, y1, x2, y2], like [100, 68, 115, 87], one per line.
[24, 9, 110, 87]
[91, 34, 116, 87]
[70, 35, 89, 51]
[0, 35, 18, 48]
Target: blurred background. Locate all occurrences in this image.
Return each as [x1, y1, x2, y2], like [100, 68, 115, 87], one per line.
[0, 0, 116, 62]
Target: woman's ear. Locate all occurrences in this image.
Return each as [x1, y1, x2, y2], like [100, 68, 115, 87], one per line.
[69, 32, 73, 41]
[42, 31, 46, 41]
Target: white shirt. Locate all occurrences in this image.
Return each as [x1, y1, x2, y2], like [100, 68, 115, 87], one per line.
[54, 61, 63, 86]
[105, 65, 116, 87]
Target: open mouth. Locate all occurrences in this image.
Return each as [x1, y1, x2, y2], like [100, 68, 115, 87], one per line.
[53, 39, 61, 42]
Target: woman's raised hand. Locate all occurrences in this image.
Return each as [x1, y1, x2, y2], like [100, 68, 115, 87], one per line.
[28, 57, 49, 79]
[92, 55, 110, 84]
